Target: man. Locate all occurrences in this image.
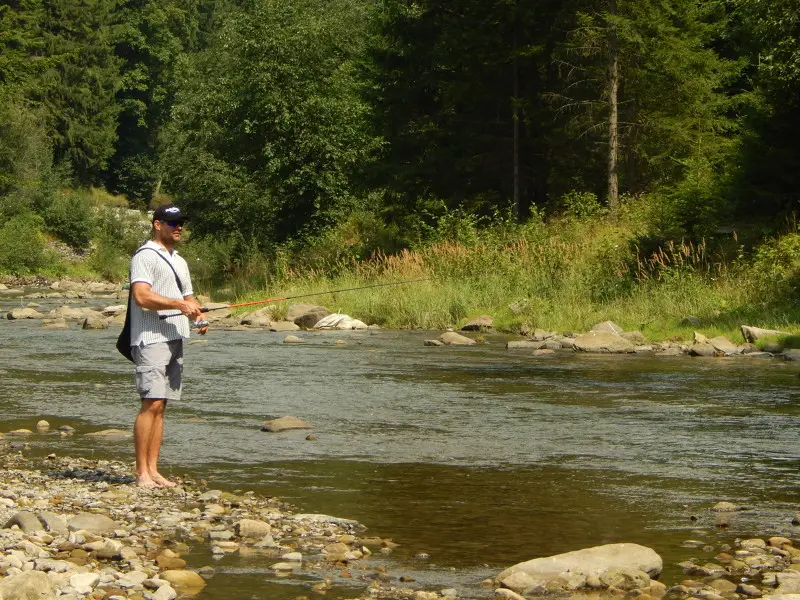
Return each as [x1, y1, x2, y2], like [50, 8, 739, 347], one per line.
[129, 204, 207, 488]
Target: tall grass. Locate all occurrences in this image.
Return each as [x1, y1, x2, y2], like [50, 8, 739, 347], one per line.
[210, 207, 800, 340]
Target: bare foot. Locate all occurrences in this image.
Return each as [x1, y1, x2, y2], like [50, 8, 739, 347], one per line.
[136, 476, 159, 489]
[151, 473, 177, 487]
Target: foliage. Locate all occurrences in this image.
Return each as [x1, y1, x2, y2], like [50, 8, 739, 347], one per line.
[107, 0, 209, 203]
[0, 212, 50, 274]
[162, 0, 382, 247]
[88, 207, 150, 280]
[42, 190, 94, 248]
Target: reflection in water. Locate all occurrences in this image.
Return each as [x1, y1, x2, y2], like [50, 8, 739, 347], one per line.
[1, 300, 799, 599]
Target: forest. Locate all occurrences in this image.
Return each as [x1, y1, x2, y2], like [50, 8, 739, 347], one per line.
[1, 0, 799, 333]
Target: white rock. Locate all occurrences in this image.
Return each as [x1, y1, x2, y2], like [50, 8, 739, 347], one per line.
[70, 572, 100, 594]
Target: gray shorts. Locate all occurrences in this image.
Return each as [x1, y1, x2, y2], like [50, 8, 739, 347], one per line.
[132, 340, 184, 401]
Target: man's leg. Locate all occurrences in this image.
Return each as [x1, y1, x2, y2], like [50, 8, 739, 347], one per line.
[134, 398, 166, 488]
[148, 404, 176, 487]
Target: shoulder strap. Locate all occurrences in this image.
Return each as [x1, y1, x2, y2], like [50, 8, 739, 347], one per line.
[132, 247, 185, 295]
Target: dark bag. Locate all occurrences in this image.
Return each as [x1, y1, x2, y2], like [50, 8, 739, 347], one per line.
[116, 247, 185, 362]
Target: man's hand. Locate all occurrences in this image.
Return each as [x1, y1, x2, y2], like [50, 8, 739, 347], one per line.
[195, 322, 209, 335]
[176, 299, 203, 321]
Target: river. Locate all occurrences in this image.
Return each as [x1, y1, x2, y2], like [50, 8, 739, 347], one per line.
[1, 294, 799, 599]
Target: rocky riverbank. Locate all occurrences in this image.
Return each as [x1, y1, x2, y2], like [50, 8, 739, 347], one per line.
[0, 446, 441, 600]
[1, 441, 800, 600]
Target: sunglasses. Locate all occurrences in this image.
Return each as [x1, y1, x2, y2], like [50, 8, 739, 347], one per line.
[161, 220, 185, 228]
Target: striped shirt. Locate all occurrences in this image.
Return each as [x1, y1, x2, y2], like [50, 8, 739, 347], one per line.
[130, 240, 194, 347]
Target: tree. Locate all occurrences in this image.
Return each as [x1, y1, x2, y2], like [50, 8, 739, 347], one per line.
[161, 0, 381, 246]
[30, 0, 123, 183]
[555, 0, 736, 218]
[106, 0, 209, 204]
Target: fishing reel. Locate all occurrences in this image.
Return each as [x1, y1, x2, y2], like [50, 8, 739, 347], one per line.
[192, 320, 210, 329]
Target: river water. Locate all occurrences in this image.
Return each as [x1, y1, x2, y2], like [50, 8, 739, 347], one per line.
[1, 295, 799, 599]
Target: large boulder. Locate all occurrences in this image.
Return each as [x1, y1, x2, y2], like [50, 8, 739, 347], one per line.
[0, 570, 57, 599]
[708, 336, 739, 355]
[82, 314, 109, 330]
[462, 316, 493, 331]
[590, 321, 624, 334]
[159, 570, 207, 588]
[202, 303, 232, 323]
[314, 313, 368, 330]
[7, 307, 44, 320]
[496, 543, 662, 593]
[5, 511, 42, 533]
[740, 325, 791, 343]
[572, 331, 635, 353]
[439, 331, 477, 345]
[67, 512, 119, 534]
[240, 306, 276, 327]
[48, 306, 97, 321]
[289, 303, 331, 329]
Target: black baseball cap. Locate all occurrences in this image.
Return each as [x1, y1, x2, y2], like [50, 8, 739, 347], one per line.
[152, 204, 187, 223]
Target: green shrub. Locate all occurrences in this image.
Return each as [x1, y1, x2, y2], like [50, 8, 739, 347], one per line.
[0, 212, 49, 274]
[557, 190, 607, 219]
[44, 191, 94, 248]
[88, 207, 150, 281]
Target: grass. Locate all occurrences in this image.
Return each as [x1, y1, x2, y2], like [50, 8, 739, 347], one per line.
[209, 211, 800, 344]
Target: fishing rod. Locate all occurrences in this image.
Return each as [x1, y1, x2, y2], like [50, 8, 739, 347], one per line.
[158, 278, 430, 320]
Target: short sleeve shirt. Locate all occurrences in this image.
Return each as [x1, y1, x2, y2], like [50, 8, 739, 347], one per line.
[130, 241, 194, 346]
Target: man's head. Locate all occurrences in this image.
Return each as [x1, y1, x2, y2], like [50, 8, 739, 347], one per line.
[152, 204, 187, 246]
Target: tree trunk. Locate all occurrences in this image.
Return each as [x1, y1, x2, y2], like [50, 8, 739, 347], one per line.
[607, 0, 619, 212]
[512, 24, 521, 221]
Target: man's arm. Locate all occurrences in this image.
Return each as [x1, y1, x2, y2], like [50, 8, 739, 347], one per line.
[132, 283, 202, 320]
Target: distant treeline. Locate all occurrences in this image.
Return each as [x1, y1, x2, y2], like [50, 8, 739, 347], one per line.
[1, 0, 799, 256]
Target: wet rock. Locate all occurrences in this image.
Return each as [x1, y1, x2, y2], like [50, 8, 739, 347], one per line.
[235, 518, 271, 539]
[573, 331, 635, 353]
[270, 321, 300, 332]
[160, 569, 207, 588]
[42, 318, 68, 329]
[710, 579, 738, 593]
[496, 543, 662, 592]
[690, 343, 717, 357]
[438, 331, 477, 345]
[462, 316, 493, 331]
[506, 340, 543, 349]
[101, 304, 126, 317]
[424, 339, 444, 347]
[737, 584, 763, 597]
[782, 350, 800, 362]
[7, 307, 45, 320]
[82, 314, 109, 330]
[84, 429, 131, 439]
[261, 416, 312, 432]
[655, 348, 684, 357]
[283, 335, 304, 344]
[711, 502, 741, 512]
